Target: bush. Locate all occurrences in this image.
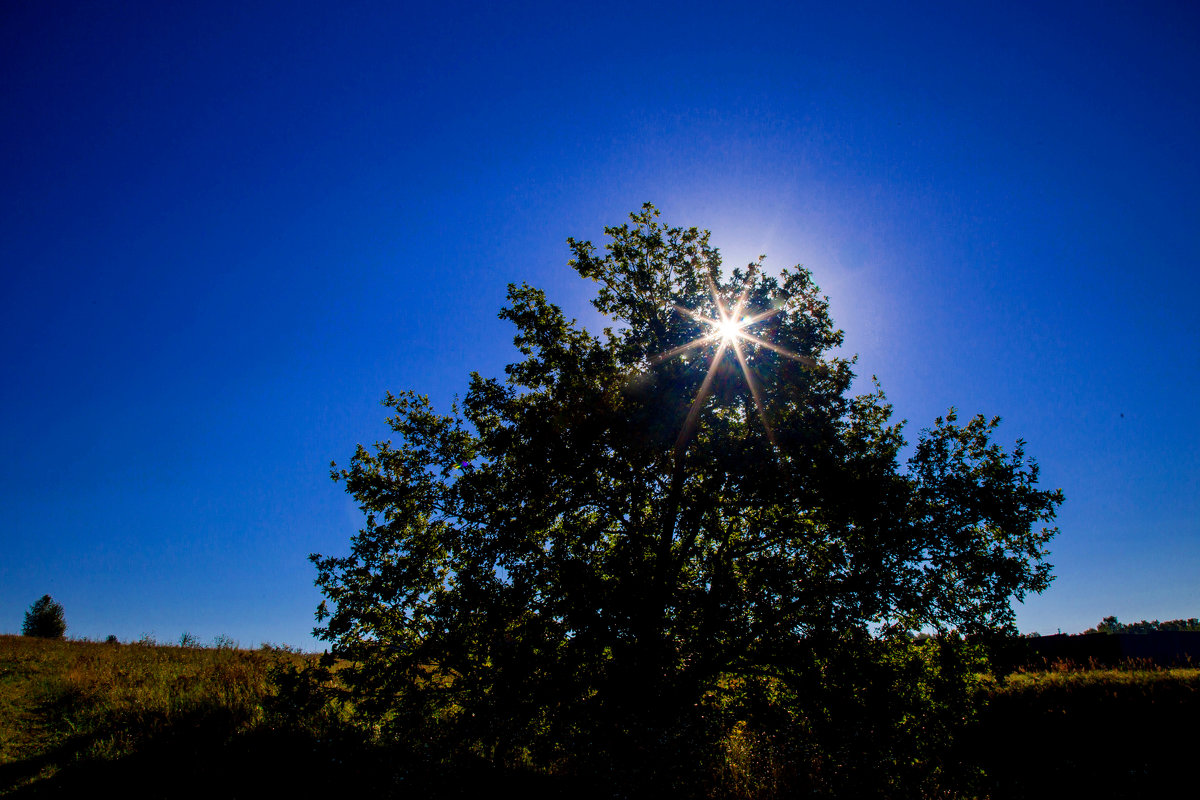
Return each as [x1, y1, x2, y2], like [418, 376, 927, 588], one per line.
[213, 634, 238, 650]
[22, 594, 66, 639]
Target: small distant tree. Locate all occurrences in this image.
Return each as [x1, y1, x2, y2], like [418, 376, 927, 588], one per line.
[213, 634, 238, 650]
[22, 594, 66, 639]
[1088, 615, 1124, 634]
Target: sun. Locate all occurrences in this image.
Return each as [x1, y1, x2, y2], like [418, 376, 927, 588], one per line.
[653, 264, 816, 453]
[715, 315, 744, 343]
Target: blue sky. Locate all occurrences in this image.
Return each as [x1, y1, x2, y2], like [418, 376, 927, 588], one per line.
[2, 1, 1197, 648]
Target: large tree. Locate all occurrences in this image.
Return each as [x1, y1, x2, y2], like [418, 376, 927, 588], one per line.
[312, 205, 1062, 791]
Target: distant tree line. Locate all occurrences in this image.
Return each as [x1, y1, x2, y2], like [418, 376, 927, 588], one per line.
[997, 616, 1200, 670]
[1085, 615, 1200, 634]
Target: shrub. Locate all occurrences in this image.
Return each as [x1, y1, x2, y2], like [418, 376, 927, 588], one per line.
[22, 594, 66, 639]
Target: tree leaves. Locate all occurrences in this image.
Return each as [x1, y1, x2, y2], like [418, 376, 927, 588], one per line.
[310, 206, 1064, 789]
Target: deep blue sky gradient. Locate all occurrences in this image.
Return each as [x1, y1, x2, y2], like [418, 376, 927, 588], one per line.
[2, 1, 1197, 648]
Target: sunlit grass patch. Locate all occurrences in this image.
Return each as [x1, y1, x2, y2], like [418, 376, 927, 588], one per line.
[962, 660, 1200, 798]
[0, 634, 307, 794]
[6, 636, 1199, 798]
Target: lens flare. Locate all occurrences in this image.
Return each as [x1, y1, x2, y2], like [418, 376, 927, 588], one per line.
[653, 264, 816, 453]
[717, 317, 743, 343]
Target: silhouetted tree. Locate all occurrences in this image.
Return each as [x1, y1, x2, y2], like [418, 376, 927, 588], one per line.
[312, 205, 1064, 794]
[22, 594, 66, 639]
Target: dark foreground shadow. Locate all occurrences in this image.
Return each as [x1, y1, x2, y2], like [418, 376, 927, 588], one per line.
[957, 672, 1200, 800]
[1, 718, 609, 800]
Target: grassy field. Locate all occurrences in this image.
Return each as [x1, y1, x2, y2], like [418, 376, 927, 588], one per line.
[0, 635, 355, 798]
[960, 661, 1200, 798]
[3, 635, 1199, 798]
[0, 635, 587, 798]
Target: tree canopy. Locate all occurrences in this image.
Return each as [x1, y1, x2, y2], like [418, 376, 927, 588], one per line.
[311, 205, 1063, 793]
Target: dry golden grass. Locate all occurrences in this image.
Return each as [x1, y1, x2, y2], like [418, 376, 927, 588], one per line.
[0, 634, 307, 794]
[5, 636, 1199, 798]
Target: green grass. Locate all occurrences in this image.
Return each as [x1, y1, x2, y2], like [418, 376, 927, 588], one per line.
[961, 661, 1200, 798]
[0, 636, 593, 798]
[5, 637, 1199, 798]
[0, 635, 328, 797]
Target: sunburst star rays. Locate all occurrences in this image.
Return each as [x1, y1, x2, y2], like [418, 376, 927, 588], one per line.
[653, 267, 816, 453]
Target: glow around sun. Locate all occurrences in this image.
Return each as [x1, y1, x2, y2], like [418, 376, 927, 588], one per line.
[651, 266, 817, 452]
[716, 316, 745, 343]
